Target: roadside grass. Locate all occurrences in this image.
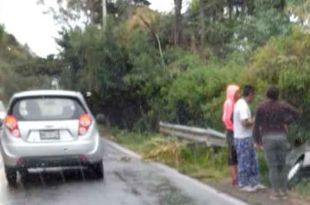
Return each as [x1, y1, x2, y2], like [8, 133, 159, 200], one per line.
[294, 179, 310, 196]
[105, 127, 273, 182]
[101, 127, 310, 199]
[104, 127, 230, 182]
[257, 151, 270, 185]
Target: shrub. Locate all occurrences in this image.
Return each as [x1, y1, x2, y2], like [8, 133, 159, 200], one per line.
[245, 27, 310, 142]
[160, 53, 245, 130]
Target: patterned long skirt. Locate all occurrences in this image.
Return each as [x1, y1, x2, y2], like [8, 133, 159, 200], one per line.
[234, 137, 259, 187]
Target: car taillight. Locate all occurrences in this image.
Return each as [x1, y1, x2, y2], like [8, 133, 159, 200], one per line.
[79, 113, 92, 135]
[4, 115, 20, 138]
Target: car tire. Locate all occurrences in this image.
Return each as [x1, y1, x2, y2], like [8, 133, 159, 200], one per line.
[288, 159, 303, 188]
[5, 166, 17, 186]
[92, 161, 104, 179]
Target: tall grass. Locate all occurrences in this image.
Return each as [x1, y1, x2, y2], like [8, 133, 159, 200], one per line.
[294, 179, 310, 197]
[106, 128, 310, 199]
[109, 128, 228, 181]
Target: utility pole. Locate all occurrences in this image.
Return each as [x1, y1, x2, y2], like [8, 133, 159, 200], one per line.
[102, 0, 107, 30]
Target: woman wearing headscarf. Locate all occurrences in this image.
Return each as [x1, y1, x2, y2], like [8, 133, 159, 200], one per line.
[222, 84, 240, 187]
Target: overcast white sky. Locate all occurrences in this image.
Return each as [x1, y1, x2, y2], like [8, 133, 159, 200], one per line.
[0, 0, 184, 58]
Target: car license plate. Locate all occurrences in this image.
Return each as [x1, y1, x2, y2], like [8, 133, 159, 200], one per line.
[40, 130, 60, 140]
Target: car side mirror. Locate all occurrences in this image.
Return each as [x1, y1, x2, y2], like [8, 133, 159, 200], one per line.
[86, 91, 92, 98]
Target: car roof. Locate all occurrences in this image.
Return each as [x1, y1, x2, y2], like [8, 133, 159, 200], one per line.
[12, 90, 83, 99]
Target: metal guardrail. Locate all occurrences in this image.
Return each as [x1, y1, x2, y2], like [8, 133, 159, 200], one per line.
[159, 121, 226, 147]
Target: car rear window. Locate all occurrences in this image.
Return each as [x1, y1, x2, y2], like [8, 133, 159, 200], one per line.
[12, 97, 86, 121]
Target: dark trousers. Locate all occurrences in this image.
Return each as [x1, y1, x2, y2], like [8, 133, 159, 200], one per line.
[226, 130, 237, 166]
[262, 133, 290, 193]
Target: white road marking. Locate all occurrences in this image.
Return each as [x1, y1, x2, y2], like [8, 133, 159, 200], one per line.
[103, 138, 141, 159]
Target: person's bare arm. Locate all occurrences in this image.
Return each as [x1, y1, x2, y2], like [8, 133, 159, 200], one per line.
[283, 101, 301, 123]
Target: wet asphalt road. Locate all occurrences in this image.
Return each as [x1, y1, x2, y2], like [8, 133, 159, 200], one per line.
[0, 138, 247, 205]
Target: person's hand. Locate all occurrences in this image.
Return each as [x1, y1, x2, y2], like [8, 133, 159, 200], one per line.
[242, 118, 254, 127]
[252, 117, 255, 124]
[284, 124, 288, 133]
[255, 143, 263, 150]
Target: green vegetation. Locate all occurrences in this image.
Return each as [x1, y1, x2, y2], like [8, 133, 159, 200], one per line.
[1, 0, 309, 197]
[36, 0, 309, 144]
[107, 128, 272, 183]
[294, 179, 310, 197]
[1, 0, 308, 169]
[105, 128, 310, 200]
[245, 27, 310, 144]
[0, 24, 65, 102]
[2, 0, 309, 141]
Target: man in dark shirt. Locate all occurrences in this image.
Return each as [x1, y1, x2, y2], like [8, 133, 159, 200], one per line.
[254, 85, 301, 200]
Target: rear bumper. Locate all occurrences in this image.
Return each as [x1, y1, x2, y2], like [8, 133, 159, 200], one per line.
[0, 136, 103, 167]
[17, 155, 97, 169]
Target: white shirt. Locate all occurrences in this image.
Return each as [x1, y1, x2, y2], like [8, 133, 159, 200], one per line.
[233, 98, 253, 139]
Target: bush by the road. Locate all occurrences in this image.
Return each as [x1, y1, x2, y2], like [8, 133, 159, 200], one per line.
[160, 28, 310, 143]
[245, 27, 310, 143]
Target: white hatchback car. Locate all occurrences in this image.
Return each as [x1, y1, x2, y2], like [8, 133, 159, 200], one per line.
[0, 90, 103, 185]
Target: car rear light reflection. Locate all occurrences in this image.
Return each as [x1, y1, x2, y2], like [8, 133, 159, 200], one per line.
[4, 115, 20, 138]
[79, 113, 92, 136]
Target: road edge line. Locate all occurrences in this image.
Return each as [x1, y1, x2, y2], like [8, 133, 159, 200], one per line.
[102, 138, 141, 159]
[154, 162, 249, 205]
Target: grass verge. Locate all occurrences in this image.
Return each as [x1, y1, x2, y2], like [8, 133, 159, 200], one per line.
[100, 126, 310, 201]
[102, 127, 233, 182]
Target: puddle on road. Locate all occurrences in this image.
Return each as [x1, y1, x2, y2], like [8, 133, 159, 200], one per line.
[113, 162, 196, 205]
[113, 171, 142, 196]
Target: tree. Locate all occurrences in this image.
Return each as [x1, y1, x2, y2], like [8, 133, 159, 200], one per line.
[38, 0, 150, 27]
[174, 0, 183, 45]
[245, 28, 310, 142]
[199, 0, 206, 47]
[35, 0, 306, 134]
[0, 26, 63, 100]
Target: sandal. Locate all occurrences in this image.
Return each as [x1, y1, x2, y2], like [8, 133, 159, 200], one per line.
[279, 191, 288, 200]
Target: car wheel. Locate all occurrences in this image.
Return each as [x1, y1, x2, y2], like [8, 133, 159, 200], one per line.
[92, 161, 104, 179]
[5, 166, 17, 186]
[288, 159, 303, 187]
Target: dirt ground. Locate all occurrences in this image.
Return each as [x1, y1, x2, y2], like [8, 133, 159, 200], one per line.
[209, 179, 310, 205]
